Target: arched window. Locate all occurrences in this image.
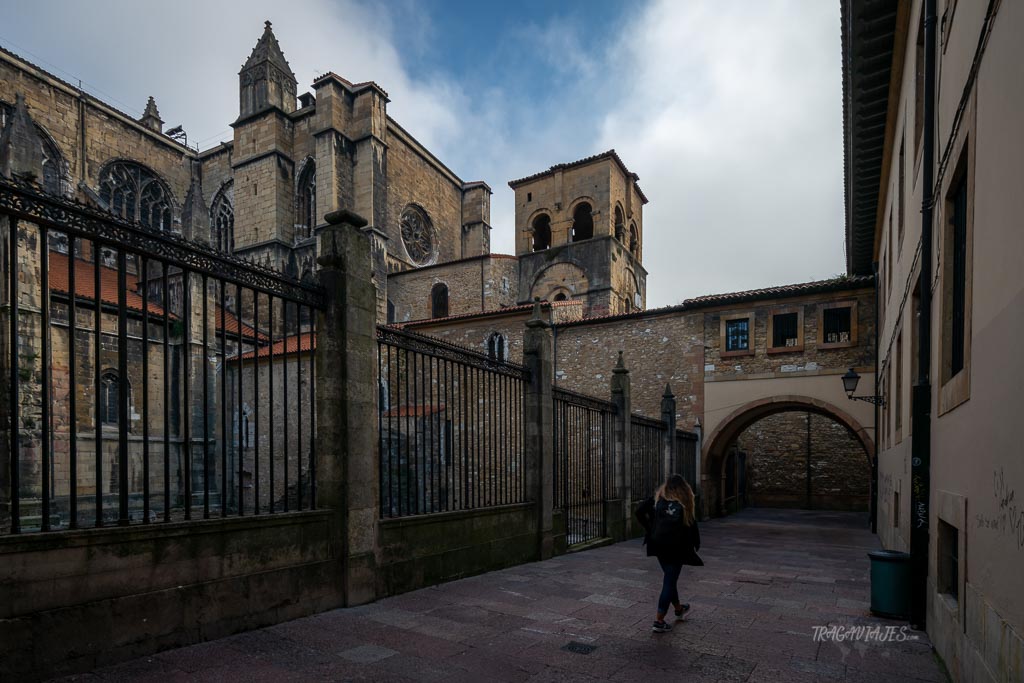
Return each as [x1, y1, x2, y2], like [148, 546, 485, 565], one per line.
[99, 370, 124, 426]
[431, 283, 449, 319]
[554, 292, 567, 301]
[296, 159, 316, 239]
[531, 214, 551, 251]
[98, 161, 173, 231]
[487, 332, 506, 362]
[211, 181, 234, 253]
[629, 222, 639, 255]
[571, 202, 593, 242]
[386, 299, 396, 323]
[614, 205, 625, 242]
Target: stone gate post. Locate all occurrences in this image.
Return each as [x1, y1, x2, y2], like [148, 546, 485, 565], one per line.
[661, 384, 677, 483]
[610, 352, 632, 539]
[316, 208, 379, 606]
[522, 299, 555, 560]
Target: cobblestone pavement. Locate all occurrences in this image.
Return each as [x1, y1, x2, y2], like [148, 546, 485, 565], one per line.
[57, 509, 946, 682]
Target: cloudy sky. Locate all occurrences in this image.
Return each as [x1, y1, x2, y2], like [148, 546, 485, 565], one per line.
[3, 0, 845, 308]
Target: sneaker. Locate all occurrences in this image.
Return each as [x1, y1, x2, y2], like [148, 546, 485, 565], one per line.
[674, 604, 691, 619]
[651, 620, 672, 633]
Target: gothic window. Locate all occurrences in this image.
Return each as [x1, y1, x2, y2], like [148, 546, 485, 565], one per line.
[296, 159, 316, 239]
[99, 370, 127, 426]
[614, 205, 625, 242]
[532, 214, 551, 251]
[571, 202, 593, 242]
[211, 182, 234, 253]
[431, 282, 449, 319]
[487, 332, 506, 362]
[401, 204, 436, 265]
[97, 161, 173, 231]
[387, 299, 396, 324]
[629, 222, 639, 256]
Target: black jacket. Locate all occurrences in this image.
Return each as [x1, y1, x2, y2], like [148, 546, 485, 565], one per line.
[635, 497, 703, 566]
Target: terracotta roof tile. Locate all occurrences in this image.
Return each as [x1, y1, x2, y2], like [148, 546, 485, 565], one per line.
[48, 252, 169, 318]
[239, 332, 314, 361]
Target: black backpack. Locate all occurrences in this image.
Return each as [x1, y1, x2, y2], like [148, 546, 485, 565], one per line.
[650, 499, 686, 546]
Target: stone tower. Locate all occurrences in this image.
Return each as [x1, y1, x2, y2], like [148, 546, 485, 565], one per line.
[231, 21, 299, 259]
[508, 150, 648, 317]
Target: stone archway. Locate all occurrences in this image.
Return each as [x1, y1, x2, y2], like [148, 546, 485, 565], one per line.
[702, 395, 875, 518]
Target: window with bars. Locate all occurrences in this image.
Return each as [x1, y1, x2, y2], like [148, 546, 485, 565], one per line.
[770, 311, 800, 349]
[725, 318, 749, 353]
[822, 307, 852, 345]
[99, 371, 124, 426]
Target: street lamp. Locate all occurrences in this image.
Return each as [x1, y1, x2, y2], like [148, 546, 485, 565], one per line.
[842, 368, 886, 406]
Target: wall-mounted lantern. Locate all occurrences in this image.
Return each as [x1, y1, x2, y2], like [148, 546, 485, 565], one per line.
[841, 368, 886, 406]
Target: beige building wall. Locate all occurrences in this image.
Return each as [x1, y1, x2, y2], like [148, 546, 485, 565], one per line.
[868, 1, 1024, 680]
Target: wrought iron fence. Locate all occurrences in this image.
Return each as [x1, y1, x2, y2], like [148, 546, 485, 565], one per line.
[553, 387, 612, 547]
[377, 326, 526, 518]
[630, 414, 664, 500]
[675, 429, 699, 493]
[1, 178, 323, 534]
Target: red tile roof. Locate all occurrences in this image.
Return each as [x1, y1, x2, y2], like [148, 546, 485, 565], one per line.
[216, 306, 267, 342]
[239, 332, 315, 361]
[383, 404, 447, 418]
[49, 252, 170, 318]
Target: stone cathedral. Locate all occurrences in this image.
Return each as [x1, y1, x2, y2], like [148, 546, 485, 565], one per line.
[0, 21, 649, 329]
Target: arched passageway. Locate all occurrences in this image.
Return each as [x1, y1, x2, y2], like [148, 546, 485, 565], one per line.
[702, 396, 874, 518]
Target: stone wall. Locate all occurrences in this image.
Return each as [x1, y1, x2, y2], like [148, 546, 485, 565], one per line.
[735, 411, 870, 511]
[387, 254, 519, 323]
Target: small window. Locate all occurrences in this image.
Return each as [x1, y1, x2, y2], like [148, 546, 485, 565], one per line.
[532, 214, 551, 252]
[948, 173, 968, 378]
[938, 520, 959, 602]
[818, 302, 857, 348]
[893, 489, 900, 528]
[99, 371, 124, 426]
[487, 332, 506, 362]
[628, 222, 639, 256]
[571, 202, 593, 242]
[768, 309, 803, 352]
[527, 192, 532, 202]
[431, 283, 449, 319]
[553, 292, 567, 301]
[725, 319, 749, 353]
[614, 205, 625, 242]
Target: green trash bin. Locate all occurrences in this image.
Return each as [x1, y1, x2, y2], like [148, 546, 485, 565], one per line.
[868, 549, 911, 619]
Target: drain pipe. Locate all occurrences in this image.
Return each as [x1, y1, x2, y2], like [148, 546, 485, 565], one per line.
[909, 0, 936, 631]
[871, 260, 879, 534]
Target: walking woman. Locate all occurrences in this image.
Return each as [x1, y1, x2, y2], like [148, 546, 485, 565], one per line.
[635, 474, 702, 633]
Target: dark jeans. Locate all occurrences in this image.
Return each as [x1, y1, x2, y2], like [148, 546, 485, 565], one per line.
[657, 558, 683, 615]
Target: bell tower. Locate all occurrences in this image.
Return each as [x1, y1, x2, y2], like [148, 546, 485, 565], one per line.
[508, 150, 648, 316]
[239, 20, 297, 118]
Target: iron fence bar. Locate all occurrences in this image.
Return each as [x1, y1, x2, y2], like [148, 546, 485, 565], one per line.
[267, 296, 275, 515]
[253, 295, 259, 514]
[40, 226, 52, 531]
[116, 247, 129, 526]
[221, 280, 228, 518]
[68, 235, 77, 529]
[162, 261, 170, 522]
[282, 301, 288, 513]
[93, 244, 102, 528]
[235, 282, 243, 516]
[183, 269, 192, 521]
[202, 273, 210, 519]
[141, 256, 149, 524]
[8, 218, 18, 533]
[309, 310, 316, 508]
[297, 305, 303, 512]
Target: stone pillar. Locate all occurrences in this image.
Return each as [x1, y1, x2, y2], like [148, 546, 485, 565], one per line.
[316, 208, 379, 606]
[610, 351, 632, 538]
[522, 299, 554, 560]
[661, 384, 676, 483]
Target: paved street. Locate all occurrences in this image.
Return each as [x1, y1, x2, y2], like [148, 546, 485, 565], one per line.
[56, 509, 946, 682]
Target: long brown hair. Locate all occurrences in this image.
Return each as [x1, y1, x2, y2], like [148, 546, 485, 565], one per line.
[655, 474, 695, 526]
